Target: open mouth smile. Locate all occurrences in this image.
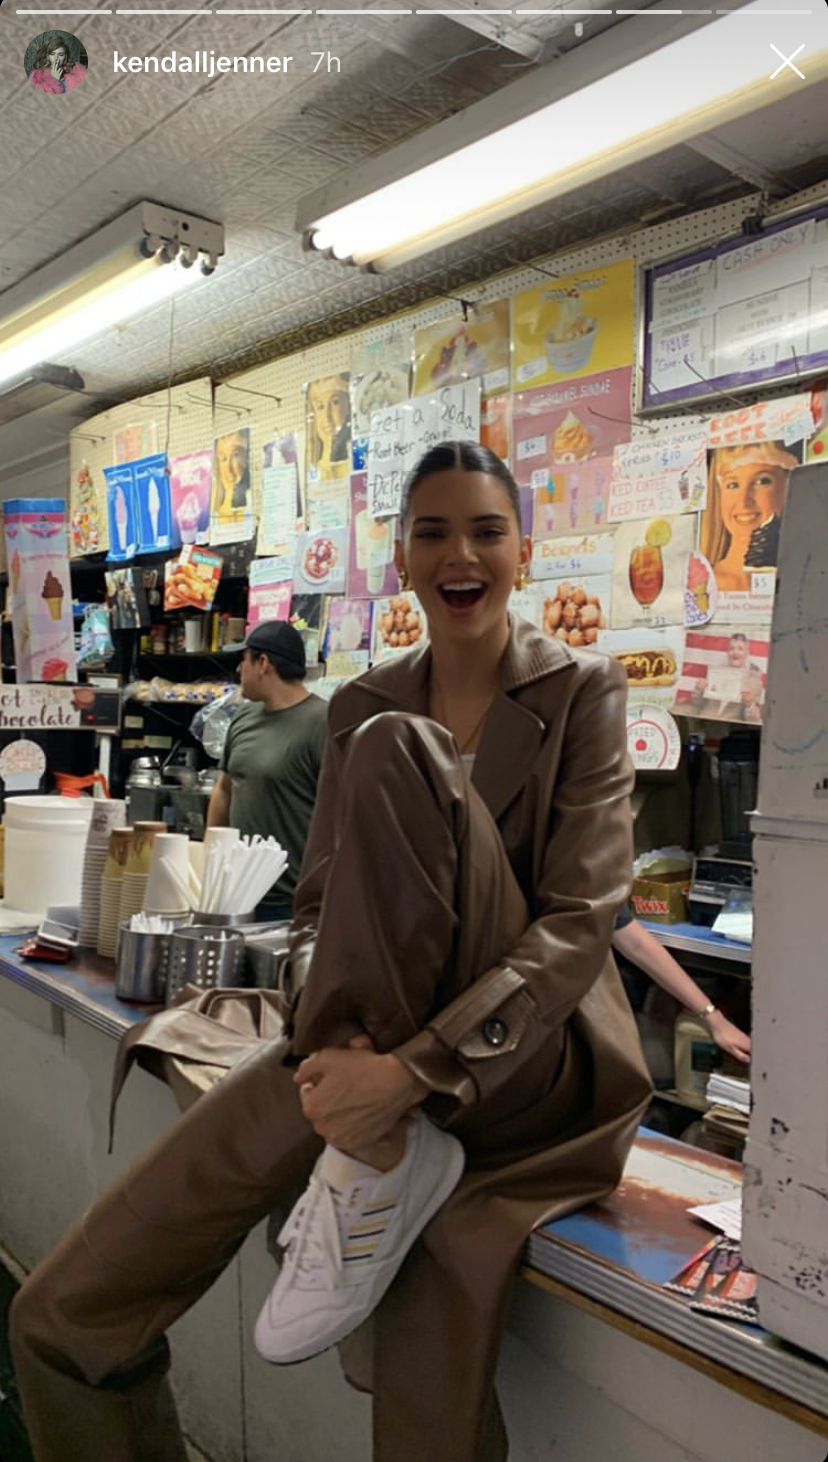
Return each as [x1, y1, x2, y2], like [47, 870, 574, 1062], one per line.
[438, 580, 487, 610]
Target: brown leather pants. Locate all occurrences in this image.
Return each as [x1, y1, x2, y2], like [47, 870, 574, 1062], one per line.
[10, 714, 531, 1462]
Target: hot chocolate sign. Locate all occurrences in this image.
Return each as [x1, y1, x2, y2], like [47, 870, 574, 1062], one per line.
[0, 685, 121, 733]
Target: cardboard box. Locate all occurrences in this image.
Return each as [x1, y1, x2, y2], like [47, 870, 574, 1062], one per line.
[631, 869, 690, 923]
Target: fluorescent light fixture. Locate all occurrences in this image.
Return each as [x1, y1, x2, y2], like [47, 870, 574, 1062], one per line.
[296, 0, 828, 271]
[0, 201, 224, 388]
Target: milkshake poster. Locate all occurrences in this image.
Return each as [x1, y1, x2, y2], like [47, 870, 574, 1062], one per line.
[3, 498, 77, 684]
[168, 449, 212, 547]
[347, 474, 399, 599]
[512, 259, 635, 390]
[104, 464, 138, 562]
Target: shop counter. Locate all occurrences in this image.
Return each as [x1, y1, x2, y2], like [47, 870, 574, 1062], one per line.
[639, 918, 752, 966]
[0, 940, 825, 1462]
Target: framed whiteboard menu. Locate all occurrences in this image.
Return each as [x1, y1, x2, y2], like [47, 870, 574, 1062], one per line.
[640, 204, 828, 412]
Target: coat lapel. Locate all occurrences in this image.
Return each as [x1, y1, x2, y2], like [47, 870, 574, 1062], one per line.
[330, 616, 575, 823]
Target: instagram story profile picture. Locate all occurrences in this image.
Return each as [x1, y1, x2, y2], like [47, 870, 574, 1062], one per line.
[25, 31, 88, 94]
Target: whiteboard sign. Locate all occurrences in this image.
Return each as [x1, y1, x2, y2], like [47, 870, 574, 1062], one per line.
[641, 204, 828, 411]
[366, 382, 480, 519]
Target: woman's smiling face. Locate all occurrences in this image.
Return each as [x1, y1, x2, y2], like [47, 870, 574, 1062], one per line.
[717, 461, 788, 544]
[397, 468, 530, 646]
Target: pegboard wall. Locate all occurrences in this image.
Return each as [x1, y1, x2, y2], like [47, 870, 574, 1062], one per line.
[70, 177, 828, 531]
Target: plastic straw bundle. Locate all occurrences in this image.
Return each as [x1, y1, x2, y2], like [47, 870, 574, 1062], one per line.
[198, 835, 288, 916]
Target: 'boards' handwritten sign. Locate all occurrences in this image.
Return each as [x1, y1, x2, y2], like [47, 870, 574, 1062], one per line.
[366, 381, 480, 519]
[0, 685, 121, 733]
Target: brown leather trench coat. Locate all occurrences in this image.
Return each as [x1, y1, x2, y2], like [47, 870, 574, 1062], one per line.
[286, 615, 652, 1461]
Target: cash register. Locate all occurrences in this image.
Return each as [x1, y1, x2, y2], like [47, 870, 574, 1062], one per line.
[688, 729, 757, 927]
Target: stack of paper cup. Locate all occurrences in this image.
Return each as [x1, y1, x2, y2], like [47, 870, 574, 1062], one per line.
[203, 826, 240, 856]
[119, 821, 167, 925]
[79, 799, 127, 948]
[98, 827, 133, 958]
[145, 832, 192, 917]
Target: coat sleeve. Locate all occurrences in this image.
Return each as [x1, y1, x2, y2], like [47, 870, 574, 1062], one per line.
[284, 717, 343, 1004]
[394, 655, 635, 1105]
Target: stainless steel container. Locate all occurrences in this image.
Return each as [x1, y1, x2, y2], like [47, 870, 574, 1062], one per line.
[193, 910, 256, 928]
[166, 925, 246, 1004]
[115, 924, 170, 1003]
[243, 922, 292, 989]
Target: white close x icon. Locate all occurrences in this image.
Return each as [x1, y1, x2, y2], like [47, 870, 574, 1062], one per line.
[770, 43, 806, 80]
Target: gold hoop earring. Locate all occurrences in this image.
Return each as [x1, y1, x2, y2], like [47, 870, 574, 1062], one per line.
[514, 566, 527, 592]
[399, 568, 410, 591]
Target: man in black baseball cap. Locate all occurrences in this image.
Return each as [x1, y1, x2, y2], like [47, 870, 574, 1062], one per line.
[206, 619, 328, 919]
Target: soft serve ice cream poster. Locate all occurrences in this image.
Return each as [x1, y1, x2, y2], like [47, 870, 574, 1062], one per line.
[104, 465, 138, 562]
[133, 453, 172, 552]
[3, 498, 77, 684]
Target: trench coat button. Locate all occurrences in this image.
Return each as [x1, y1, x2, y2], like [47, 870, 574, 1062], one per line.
[482, 1017, 508, 1047]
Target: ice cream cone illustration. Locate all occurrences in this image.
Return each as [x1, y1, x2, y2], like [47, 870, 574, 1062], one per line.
[687, 554, 710, 615]
[148, 476, 160, 541]
[42, 570, 64, 622]
[115, 485, 128, 553]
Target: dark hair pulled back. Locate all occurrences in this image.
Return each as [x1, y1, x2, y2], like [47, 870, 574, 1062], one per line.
[399, 441, 522, 532]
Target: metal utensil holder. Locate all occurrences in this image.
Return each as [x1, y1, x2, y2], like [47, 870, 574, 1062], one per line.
[115, 925, 171, 1003]
[193, 910, 256, 928]
[243, 922, 293, 990]
[166, 925, 247, 1004]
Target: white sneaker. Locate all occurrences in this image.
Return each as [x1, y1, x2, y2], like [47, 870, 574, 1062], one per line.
[254, 1111, 465, 1364]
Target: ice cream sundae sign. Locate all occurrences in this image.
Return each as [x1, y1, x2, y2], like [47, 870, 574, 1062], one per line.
[608, 428, 708, 523]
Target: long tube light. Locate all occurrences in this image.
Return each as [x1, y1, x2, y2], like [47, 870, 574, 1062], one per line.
[297, 0, 828, 271]
[0, 202, 224, 388]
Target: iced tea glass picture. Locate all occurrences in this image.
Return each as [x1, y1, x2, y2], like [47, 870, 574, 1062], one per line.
[628, 519, 671, 607]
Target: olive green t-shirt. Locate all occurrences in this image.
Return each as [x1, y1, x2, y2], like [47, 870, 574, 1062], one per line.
[220, 693, 329, 899]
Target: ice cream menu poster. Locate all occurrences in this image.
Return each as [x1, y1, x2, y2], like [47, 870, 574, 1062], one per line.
[512, 259, 635, 390]
[3, 498, 77, 684]
[413, 299, 510, 397]
[513, 367, 633, 491]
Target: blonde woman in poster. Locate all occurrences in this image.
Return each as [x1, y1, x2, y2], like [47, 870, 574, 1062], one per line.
[702, 440, 798, 593]
[306, 372, 351, 478]
[12, 442, 649, 1462]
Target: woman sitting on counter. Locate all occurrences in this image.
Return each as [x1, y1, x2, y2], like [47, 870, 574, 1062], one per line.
[12, 442, 651, 1462]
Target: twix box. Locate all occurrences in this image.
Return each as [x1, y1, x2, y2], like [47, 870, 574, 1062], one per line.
[631, 869, 690, 924]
